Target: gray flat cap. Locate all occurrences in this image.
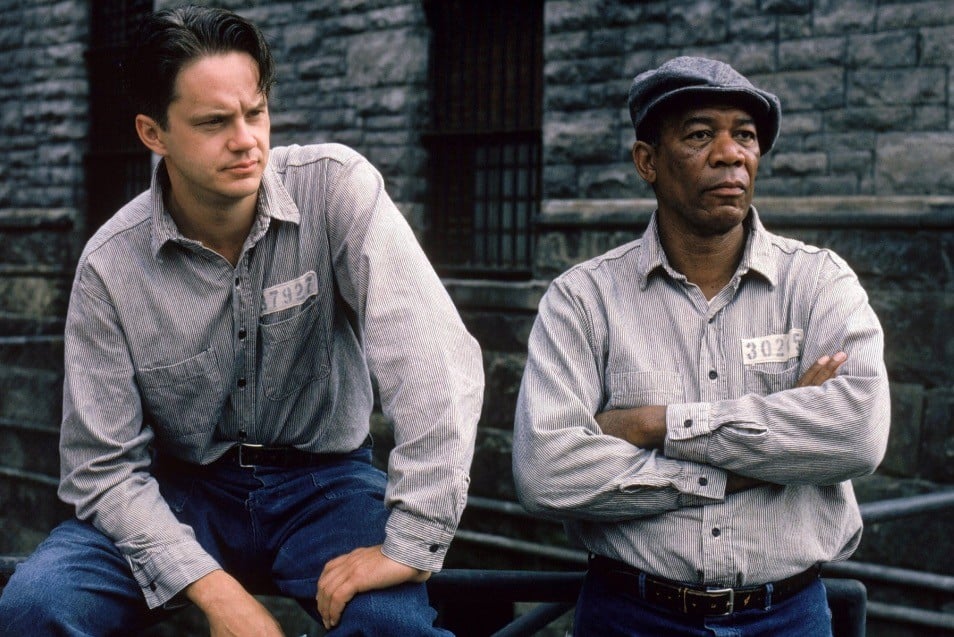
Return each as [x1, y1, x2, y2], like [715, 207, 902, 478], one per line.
[628, 56, 781, 154]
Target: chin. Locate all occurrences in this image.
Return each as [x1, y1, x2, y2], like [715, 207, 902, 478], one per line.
[699, 207, 749, 236]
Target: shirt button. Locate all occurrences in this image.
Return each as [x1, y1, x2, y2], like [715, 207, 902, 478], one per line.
[698, 477, 708, 486]
[238, 329, 247, 340]
[712, 528, 721, 537]
[708, 370, 718, 380]
[429, 544, 441, 553]
[684, 419, 693, 428]
[238, 430, 248, 440]
[237, 378, 247, 388]
[235, 277, 240, 287]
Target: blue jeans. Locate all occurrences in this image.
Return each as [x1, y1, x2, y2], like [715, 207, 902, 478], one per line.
[573, 566, 833, 637]
[0, 448, 450, 636]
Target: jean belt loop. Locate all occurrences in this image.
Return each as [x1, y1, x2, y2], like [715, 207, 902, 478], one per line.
[638, 571, 647, 599]
[764, 581, 774, 610]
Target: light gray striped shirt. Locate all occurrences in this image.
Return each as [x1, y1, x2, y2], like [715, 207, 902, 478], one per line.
[513, 208, 890, 587]
[58, 143, 483, 608]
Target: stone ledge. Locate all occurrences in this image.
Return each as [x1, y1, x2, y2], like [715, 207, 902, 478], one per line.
[0, 209, 75, 230]
[443, 278, 549, 312]
[540, 196, 954, 229]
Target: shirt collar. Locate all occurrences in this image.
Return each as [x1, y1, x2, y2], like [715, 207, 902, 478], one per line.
[636, 205, 778, 290]
[149, 157, 301, 257]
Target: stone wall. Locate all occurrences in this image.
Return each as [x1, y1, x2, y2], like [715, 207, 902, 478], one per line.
[155, 0, 433, 229]
[0, 1, 951, 634]
[543, 0, 954, 201]
[0, 1, 88, 220]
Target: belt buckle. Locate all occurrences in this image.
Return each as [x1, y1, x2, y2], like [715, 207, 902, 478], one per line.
[237, 443, 263, 468]
[698, 587, 734, 615]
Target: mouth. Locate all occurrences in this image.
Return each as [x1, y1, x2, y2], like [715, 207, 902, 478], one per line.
[224, 159, 259, 174]
[706, 181, 748, 197]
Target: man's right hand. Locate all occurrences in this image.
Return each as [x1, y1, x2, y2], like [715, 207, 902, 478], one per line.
[186, 569, 285, 637]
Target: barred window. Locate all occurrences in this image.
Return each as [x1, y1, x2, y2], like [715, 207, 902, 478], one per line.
[423, 0, 543, 279]
[85, 0, 153, 235]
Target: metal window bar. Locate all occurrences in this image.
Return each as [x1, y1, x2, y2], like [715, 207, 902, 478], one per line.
[424, 0, 542, 278]
[85, 0, 153, 234]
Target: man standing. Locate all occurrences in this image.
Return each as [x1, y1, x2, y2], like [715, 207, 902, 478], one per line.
[513, 56, 889, 636]
[0, 6, 482, 636]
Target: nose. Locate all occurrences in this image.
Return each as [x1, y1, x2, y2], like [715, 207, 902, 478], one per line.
[709, 131, 745, 166]
[228, 120, 256, 152]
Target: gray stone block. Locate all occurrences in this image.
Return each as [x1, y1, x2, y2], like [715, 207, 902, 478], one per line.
[479, 352, 527, 430]
[0, 366, 62, 425]
[847, 32, 917, 68]
[668, 0, 728, 45]
[543, 114, 618, 164]
[778, 37, 846, 70]
[849, 68, 946, 107]
[813, 0, 874, 36]
[921, 389, 954, 483]
[760, 68, 844, 111]
[879, 382, 924, 478]
[877, 2, 954, 30]
[876, 133, 954, 194]
[771, 152, 827, 176]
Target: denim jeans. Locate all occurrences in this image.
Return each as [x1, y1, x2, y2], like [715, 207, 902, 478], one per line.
[0, 448, 450, 636]
[573, 565, 833, 637]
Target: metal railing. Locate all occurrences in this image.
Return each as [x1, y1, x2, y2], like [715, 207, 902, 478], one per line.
[1, 491, 952, 635]
[437, 490, 954, 636]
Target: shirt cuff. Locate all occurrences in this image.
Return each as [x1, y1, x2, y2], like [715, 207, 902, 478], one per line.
[126, 541, 222, 609]
[383, 508, 456, 573]
[665, 402, 712, 464]
[675, 464, 728, 506]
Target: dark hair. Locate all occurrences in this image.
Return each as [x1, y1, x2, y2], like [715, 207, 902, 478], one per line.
[124, 5, 275, 128]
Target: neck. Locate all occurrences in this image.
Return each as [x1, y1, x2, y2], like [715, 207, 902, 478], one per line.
[166, 189, 257, 267]
[658, 220, 746, 300]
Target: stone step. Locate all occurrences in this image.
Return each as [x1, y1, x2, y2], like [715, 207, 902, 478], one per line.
[0, 270, 71, 319]
[0, 419, 60, 478]
[0, 335, 63, 371]
[0, 469, 68, 555]
[0, 364, 62, 425]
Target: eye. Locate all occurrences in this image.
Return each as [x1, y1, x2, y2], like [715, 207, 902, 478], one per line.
[686, 129, 712, 141]
[735, 129, 758, 143]
[200, 117, 224, 128]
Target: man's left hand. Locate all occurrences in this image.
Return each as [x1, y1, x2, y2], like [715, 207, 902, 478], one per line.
[316, 545, 430, 631]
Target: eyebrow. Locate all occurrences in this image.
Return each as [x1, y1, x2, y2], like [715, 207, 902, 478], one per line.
[188, 96, 268, 123]
[681, 113, 757, 129]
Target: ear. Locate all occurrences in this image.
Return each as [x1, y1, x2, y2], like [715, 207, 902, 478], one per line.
[632, 140, 657, 185]
[135, 114, 168, 156]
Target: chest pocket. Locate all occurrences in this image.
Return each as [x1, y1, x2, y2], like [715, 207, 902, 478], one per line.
[138, 347, 224, 439]
[743, 361, 799, 396]
[259, 298, 331, 400]
[607, 370, 684, 409]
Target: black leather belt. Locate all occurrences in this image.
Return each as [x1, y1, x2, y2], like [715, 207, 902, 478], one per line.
[221, 443, 335, 468]
[589, 555, 821, 617]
